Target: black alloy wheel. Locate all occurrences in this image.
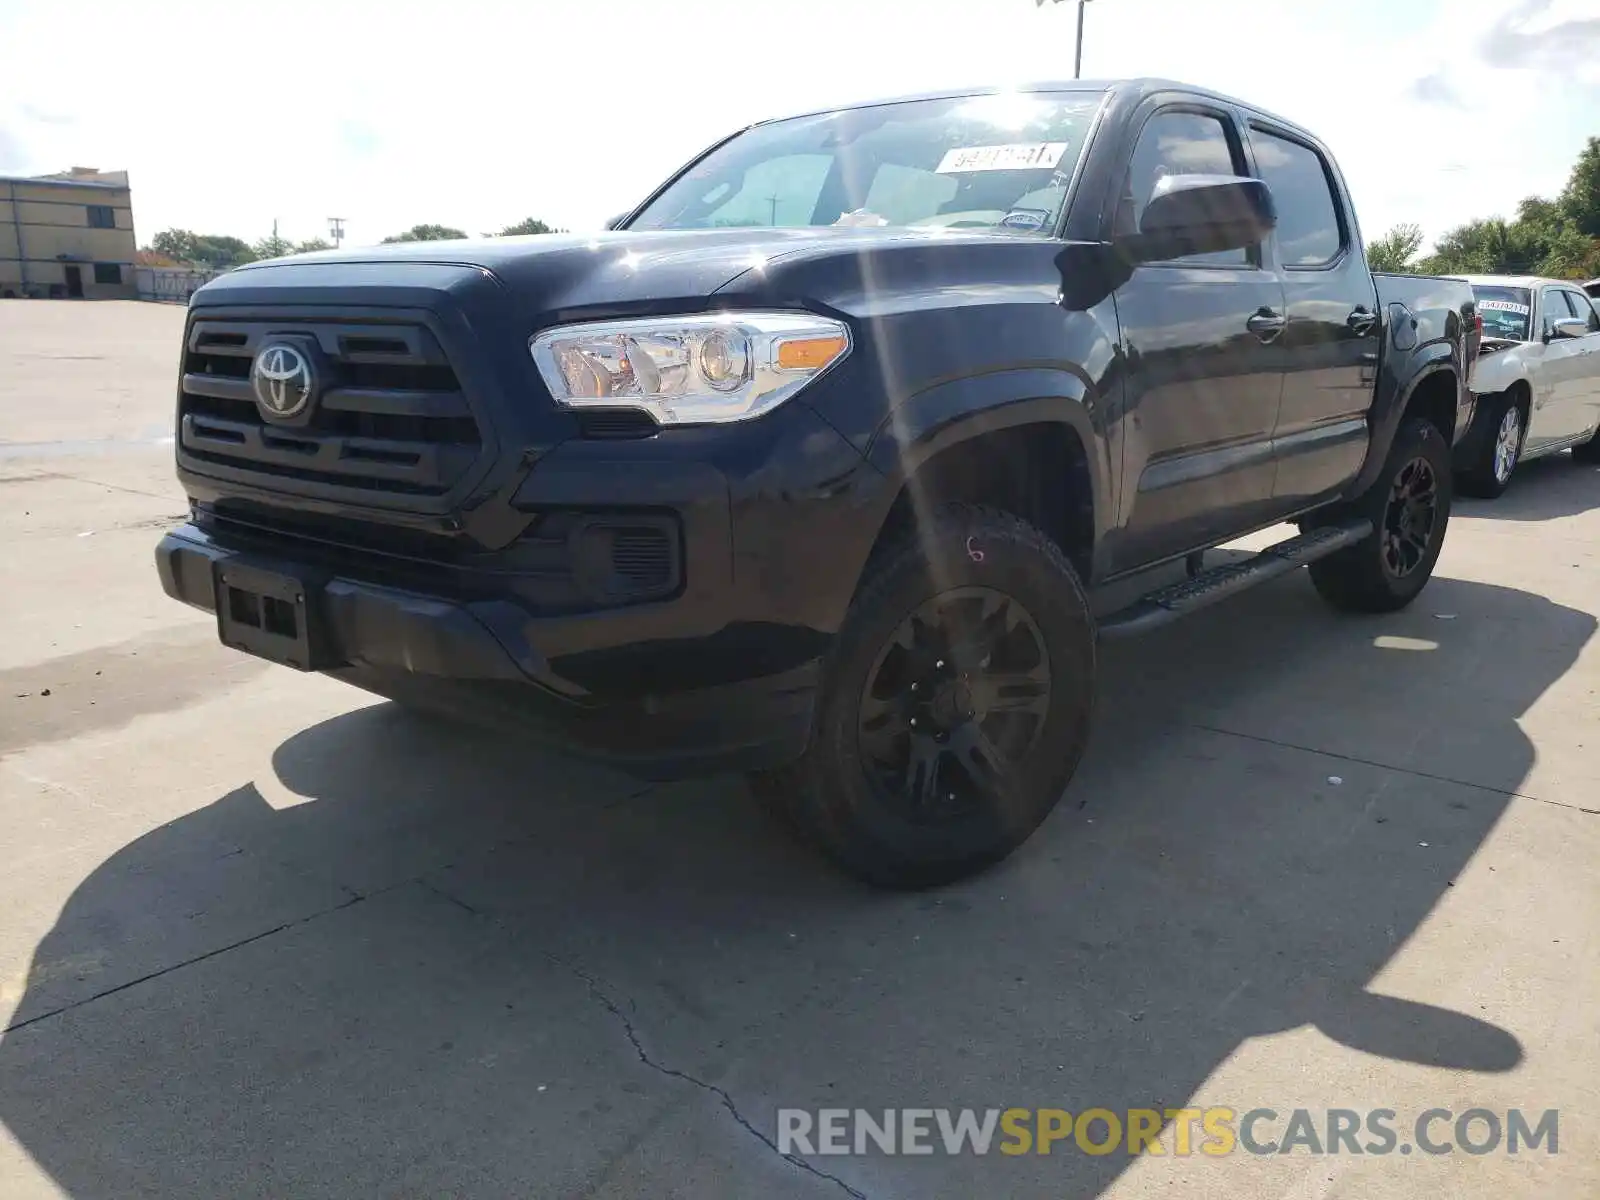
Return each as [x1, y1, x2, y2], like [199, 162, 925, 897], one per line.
[1306, 417, 1453, 614]
[856, 587, 1051, 823]
[763, 503, 1096, 889]
[1381, 456, 1439, 580]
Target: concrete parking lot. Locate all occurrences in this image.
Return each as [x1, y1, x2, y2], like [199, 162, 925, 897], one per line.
[2, 299, 1597, 1199]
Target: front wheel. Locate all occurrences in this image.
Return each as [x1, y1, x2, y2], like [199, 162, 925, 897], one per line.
[1307, 417, 1453, 613]
[1455, 390, 1525, 498]
[766, 504, 1096, 889]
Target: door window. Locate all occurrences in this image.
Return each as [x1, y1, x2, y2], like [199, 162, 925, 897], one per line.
[1117, 110, 1251, 266]
[1560, 290, 1600, 333]
[1542, 288, 1578, 336]
[1248, 129, 1345, 267]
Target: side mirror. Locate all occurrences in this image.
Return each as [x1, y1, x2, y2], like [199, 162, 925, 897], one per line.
[1547, 317, 1588, 341]
[603, 213, 629, 232]
[1123, 174, 1276, 263]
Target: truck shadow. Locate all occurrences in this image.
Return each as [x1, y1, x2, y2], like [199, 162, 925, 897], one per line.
[0, 574, 1591, 1198]
[1459, 452, 1600, 522]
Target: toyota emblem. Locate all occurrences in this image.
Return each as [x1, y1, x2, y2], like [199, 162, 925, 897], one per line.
[250, 343, 316, 418]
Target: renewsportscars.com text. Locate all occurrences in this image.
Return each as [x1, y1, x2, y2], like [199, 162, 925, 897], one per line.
[776, 1107, 1559, 1158]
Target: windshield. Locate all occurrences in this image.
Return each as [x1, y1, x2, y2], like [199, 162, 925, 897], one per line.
[1472, 286, 1533, 341]
[630, 92, 1104, 235]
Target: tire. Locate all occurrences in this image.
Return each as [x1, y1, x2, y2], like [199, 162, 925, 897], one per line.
[1573, 430, 1600, 465]
[765, 503, 1096, 889]
[1307, 417, 1453, 614]
[1455, 390, 1526, 498]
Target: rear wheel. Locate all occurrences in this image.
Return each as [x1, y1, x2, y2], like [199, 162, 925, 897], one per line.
[1307, 417, 1452, 613]
[1573, 428, 1600, 464]
[763, 504, 1095, 889]
[1455, 390, 1525, 498]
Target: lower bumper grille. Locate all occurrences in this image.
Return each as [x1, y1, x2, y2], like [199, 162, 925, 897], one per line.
[196, 505, 682, 613]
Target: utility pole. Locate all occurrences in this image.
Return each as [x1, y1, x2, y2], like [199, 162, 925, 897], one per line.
[328, 217, 345, 248]
[767, 194, 780, 226]
[1037, 0, 1095, 80]
[1074, 0, 1089, 79]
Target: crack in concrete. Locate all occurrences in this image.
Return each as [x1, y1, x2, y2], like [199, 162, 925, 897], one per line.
[550, 953, 869, 1200]
[4, 784, 663, 1034]
[1192, 721, 1593, 813]
[2, 893, 367, 1034]
[5, 784, 862, 1193]
[411, 880, 865, 1198]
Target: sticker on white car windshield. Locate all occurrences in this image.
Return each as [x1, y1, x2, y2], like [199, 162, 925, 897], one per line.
[1478, 299, 1531, 315]
[936, 142, 1069, 174]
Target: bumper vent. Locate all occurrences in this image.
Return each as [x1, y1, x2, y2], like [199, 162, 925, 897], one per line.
[576, 409, 659, 440]
[195, 505, 681, 613]
[569, 517, 679, 605]
[178, 318, 483, 499]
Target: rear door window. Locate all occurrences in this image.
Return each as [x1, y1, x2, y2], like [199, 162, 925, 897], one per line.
[1248, 129, 1345, 267]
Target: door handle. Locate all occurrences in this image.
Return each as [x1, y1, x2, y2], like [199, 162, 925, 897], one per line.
[1247, 308, 1286, 343]
[1347, 307, 1378, 336]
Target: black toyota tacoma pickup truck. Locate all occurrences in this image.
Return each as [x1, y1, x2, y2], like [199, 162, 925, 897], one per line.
[156, 79, 1478, 887]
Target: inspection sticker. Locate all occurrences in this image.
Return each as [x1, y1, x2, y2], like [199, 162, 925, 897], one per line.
[936, 142, 1068, 174]
[1478, 300, 1530, 314]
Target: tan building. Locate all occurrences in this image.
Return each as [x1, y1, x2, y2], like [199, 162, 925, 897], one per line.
[1, 167, 138, 299]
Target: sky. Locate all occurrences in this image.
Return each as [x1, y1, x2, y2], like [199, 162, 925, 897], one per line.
[1, 0, 1597, 252]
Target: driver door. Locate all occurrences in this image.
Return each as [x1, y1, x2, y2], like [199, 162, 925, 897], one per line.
[1530, 287, 1592, 446]
[1109, 103, 1287, 569]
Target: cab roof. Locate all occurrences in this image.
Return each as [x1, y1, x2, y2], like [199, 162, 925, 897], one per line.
[755, 78, 1320, 144]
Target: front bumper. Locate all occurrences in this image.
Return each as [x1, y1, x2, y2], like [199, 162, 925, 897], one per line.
[1451, 391, 1496, 469]
[155, 522, 817, 779]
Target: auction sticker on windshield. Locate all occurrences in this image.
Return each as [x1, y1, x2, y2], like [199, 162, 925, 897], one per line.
[936, 143, 1069, 174]
[1479, 300, 1530, 314]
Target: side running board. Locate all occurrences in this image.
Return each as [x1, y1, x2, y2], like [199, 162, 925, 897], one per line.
[1097, 519, 1373, 641]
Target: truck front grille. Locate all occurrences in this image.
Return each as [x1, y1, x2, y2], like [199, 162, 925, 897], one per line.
[178, 318, 483, 498]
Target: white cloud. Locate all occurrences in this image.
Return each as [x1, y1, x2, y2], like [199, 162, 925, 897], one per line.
[1, 0, 1595, 252]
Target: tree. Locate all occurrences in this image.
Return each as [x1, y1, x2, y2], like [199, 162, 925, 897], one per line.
[150, 229, 197, 261]
[253, 232, 295, 260]
[1537, 226, 1600, 281]
[494, 217, 562, 236]
[1410, 140, 1600, 280]
[381, 224, 468, 243]
[1418, 217, 1529, 276]
[294, 238, 332, 253]
[146, 229, 256, 268]
[1365, 223, 1423, 273]
[1559, 136, 1600, 238]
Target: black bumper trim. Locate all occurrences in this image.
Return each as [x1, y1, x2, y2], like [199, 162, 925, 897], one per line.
[155, 524, 816, 779]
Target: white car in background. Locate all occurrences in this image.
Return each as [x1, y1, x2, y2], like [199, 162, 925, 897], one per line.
[1454, 275, 1600, 497]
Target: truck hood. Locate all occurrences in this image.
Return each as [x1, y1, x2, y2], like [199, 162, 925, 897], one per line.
[220, 226, 1036, 318]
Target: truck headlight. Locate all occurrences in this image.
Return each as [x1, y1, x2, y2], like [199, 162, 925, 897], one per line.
[530, 312, 851, 426]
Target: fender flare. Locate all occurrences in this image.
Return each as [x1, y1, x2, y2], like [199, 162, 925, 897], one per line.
[860, 365, 1115, 554]
[1352, 350, 1459, 496]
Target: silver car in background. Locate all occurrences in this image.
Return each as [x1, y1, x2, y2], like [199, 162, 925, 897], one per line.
[1454, 275, 1600, 497]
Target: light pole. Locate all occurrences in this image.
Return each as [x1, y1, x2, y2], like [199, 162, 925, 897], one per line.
[1038, 0, 1095, 80]
[328, 217, 345, 248]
